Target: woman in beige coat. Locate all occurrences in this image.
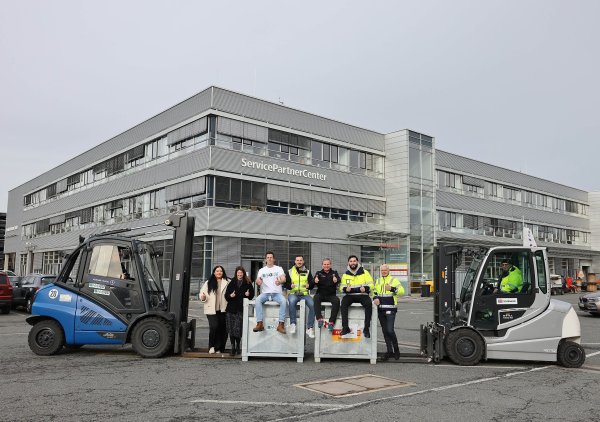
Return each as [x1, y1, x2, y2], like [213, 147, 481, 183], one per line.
[199, 265, 230, 353]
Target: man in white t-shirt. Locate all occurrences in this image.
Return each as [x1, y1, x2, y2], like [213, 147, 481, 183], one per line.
[253, 251, 287, 334]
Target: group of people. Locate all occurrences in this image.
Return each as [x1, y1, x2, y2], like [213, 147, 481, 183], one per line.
[199, 251, 405, 361]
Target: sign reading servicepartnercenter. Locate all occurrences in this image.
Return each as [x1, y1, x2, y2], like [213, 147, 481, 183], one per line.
[241, 158, 327, 181]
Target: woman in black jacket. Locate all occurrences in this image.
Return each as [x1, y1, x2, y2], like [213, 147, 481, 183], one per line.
[224, 266, 255, 356]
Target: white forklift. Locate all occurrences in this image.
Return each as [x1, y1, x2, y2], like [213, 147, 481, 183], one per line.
[421, 229, 585, 367]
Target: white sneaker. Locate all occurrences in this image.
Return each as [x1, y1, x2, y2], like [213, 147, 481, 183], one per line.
[289, 323, 297, 334]
[209, 347, 215, 354]
[306, 328, 315, 338]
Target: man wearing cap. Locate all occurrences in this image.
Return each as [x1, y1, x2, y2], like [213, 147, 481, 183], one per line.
[497, 259, 523, 293]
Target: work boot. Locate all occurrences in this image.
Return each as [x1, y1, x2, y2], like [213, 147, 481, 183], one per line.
[253, 321, 264, 332]
[380, 352, 391, 362]
[363, 327, 371, 338]
[394, 344, 400, 360]
[277, 322, 286, 334]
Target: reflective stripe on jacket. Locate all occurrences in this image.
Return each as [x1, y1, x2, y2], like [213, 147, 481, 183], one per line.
[340, 268, 373, 295]
[373, 275, 404, 306]
[500, 266, 523, 293]
[288, 266, 311, 295]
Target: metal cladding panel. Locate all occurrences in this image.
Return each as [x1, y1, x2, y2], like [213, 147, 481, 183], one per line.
[312, 191, 331, 207]
[311, 243, 361, 273]
[437, 231, 593, 258]
[589, 192, 600, 250]
[22, 149, 210, 222]
[369, 200, 386, 215]
[290, 188, 311, 204]
[165, 177, 205, 201]
[211, 87, 385, 151]
[210, 147, 385, 197]
[351, 197, 369, 212]
[267, 185, 290, 202]
[436, 150, 588, 202]
[213, 237, 241, 276]
[206, 208, 382, 241]
[14, 88, 212, 195]
[331, 194, 350, 209]
[436, 190, 589, 230]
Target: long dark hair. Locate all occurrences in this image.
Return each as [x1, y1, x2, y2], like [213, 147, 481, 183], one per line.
[207, 265, 227, 294]
[233, 266, 251, 284]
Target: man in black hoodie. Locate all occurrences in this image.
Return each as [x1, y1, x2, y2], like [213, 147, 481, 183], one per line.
[313, 258, 341, 332]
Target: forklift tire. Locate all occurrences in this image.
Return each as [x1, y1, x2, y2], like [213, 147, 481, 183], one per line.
[131, 317, 174, 358]
[557, 341, 585, 368]
[445, 329, 484, 366]
[28, 320, 65, 356]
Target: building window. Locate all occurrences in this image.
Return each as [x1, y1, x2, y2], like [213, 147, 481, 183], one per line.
[311, 206, 330, 219]
[267, 200, 288, 214]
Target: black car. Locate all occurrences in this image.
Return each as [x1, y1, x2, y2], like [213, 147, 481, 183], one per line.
[12, 274, 57, 313]
[578, 291, 600, 316]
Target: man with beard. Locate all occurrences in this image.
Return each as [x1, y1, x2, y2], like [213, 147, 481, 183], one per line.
[285, 255, 316, 338]
[339, 255, 374, 338]
[497, 259, 523, 293]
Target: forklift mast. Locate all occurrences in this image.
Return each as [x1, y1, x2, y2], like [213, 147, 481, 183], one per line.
[434, 245, 462, 328]
[165, 212, 195, 330]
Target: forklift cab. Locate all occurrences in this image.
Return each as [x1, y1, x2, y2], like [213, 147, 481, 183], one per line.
[459, 247, 550, 335]
[60, 237, 167, 318]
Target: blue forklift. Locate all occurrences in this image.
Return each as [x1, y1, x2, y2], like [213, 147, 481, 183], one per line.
[26, 212, 196, 358]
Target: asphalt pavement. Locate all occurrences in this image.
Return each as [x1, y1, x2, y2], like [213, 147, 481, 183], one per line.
[1, 293, 599, 421]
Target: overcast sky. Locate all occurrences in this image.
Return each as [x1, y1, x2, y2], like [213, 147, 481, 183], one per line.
[1, 1, 598, 212]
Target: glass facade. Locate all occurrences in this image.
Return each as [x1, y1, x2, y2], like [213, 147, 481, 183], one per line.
[408, 131, 435, 285]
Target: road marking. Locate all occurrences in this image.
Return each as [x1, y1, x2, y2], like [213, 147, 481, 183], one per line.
[190, 399, 348, 409]
[397, 309, 429, 312]
[266, 366, 553, 422]
[586, 350, 600, 358]
[435, 364, 527, 370]
[0, 332, 28, 336]
[582, 343, 600, 345]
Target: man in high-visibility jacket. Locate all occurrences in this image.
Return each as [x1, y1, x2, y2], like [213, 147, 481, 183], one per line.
[498, 260, 523, 293]
[285, 255, 315, 338]
[340, 255, 374, 338]
[373, 264, 404, 361]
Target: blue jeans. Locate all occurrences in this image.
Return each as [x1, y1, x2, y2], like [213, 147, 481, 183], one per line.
[288, 294, 315, 329]
[255, 293, 287, 323]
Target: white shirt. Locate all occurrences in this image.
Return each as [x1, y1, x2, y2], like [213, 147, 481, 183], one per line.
[257, 265, 284, 294]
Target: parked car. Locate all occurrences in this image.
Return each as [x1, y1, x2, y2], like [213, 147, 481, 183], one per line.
[12, 274, 57, 313]
[0, 272, 14, 314]
[579, 291, 600, 316]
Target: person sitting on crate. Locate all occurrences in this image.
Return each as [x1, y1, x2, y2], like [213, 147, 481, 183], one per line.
[373, 264, 404, 361]
[284, 255, 316, 338]
[339, 255, 374, 338]
[313, 258, 341, 332]
[253, 251, 287, 334]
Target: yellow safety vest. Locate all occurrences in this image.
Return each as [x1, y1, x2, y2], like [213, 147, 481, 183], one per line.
[374, 275, 404, 306]
[288, 266, 310, 295]
[340, 269, 374, 294]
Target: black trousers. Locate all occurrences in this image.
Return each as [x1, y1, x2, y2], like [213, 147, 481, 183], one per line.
[314, 294, 340, 323]
[378, 309, 399, 353]
[341, 295, 372, 329]
[207, 311, 228, 351]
